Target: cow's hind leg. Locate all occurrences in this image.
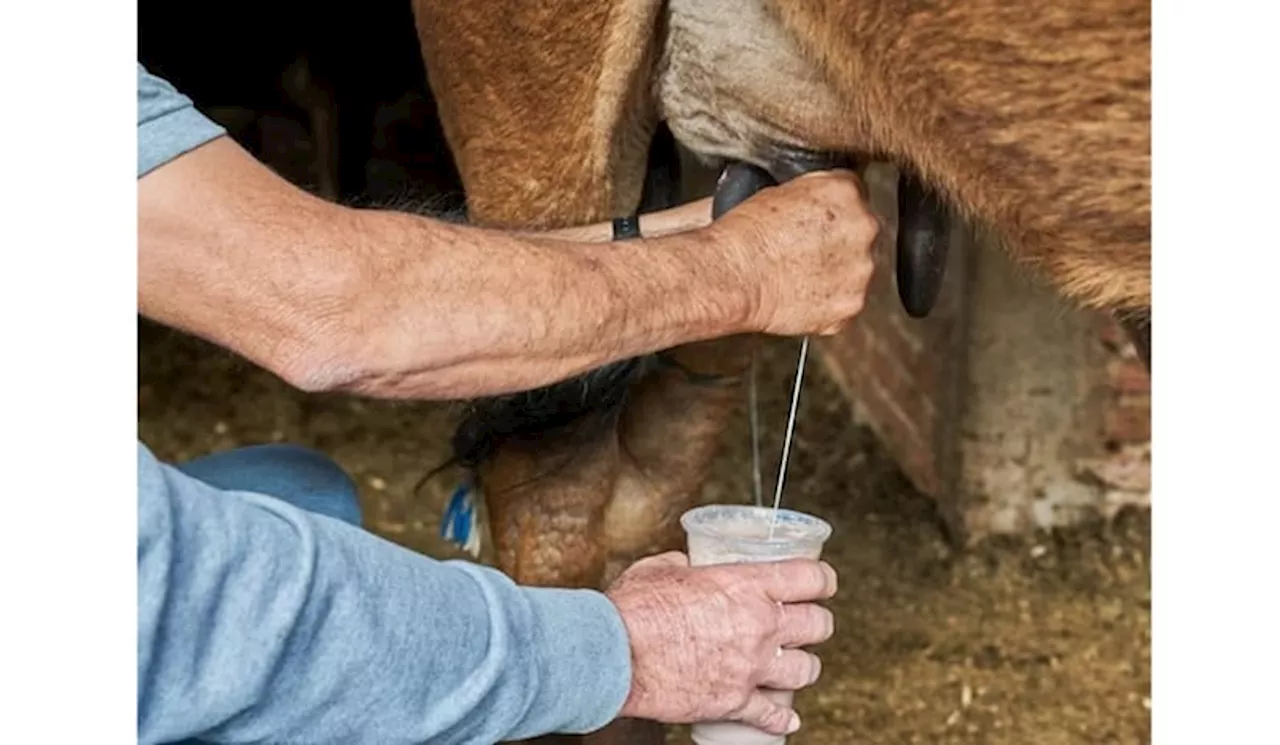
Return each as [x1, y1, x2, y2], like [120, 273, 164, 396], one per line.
[601, 335, 760, 582]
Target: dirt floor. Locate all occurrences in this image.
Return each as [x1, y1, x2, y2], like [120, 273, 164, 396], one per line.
[138, 319, 1151, 745]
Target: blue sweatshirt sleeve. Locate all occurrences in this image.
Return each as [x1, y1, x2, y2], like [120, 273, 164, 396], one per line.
[137, 62, 227, 177]
[137, 442, 632, 744]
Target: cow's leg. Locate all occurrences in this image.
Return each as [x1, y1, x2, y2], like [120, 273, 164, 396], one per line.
[601, 335, 760, 582]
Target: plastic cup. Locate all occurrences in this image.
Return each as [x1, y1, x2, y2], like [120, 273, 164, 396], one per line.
[679, 504, 834, 745]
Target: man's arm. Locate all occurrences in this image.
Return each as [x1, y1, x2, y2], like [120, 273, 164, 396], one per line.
[137, 442, 633, 744]
[138, 135, 753, 400]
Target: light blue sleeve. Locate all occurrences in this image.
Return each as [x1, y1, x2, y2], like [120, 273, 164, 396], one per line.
[136, 441, 632, 744]
[137, 62, 227, 177]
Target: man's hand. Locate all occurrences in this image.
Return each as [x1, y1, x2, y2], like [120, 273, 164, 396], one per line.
[545, 169, 879, 340]
[605, 552, 838, 735]
[706, 169, 880, 338]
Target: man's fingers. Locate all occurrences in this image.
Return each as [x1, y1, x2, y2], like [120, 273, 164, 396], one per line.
[777, 603, 835, 648]
[748, 559, 838, 603]
[734, 692, 802, 736]
[758, 649, 822, 691]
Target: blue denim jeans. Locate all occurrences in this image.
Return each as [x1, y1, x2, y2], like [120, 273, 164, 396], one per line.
[176, 443, 363, 528]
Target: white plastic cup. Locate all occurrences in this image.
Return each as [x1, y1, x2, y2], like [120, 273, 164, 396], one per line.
[679, 504, 834, 745]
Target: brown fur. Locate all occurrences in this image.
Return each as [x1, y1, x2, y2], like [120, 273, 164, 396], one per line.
[768, 0, 1151, 311]
[655, 0, 1150, 312]
[411, 0, 660, 228]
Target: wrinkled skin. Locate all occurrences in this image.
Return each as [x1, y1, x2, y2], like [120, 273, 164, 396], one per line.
[606, 553, 838, 734]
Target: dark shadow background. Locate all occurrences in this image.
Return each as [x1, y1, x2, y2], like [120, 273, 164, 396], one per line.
[139, 0, 464, 207]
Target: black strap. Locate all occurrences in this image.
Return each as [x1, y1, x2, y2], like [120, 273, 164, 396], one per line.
[611, 215, 642, 241]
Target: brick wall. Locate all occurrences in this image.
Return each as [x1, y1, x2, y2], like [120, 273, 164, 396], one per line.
[817, 166, 970, 525]
[1098, 319, 1153, 446]
[1072, 317, 1152, 504]
[822, 288, 944, 495]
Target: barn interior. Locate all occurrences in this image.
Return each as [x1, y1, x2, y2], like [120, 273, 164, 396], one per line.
[138, 4, 1152, 743]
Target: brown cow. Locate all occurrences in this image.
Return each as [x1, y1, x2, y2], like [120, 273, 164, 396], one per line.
[411, 1, 1148, 742]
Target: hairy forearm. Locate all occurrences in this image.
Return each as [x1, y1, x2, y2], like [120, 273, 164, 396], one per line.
[333, 210, 756, 399]
[138, 137, 751, 401]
